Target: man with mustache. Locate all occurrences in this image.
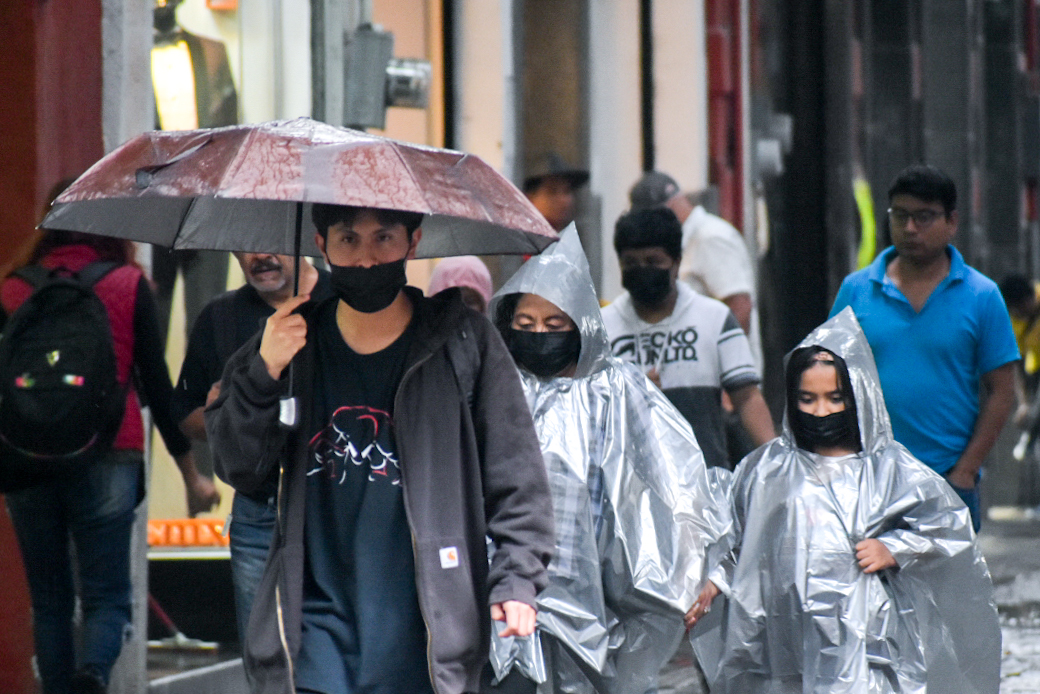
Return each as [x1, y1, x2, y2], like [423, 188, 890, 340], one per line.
[171, 251, 332, 651]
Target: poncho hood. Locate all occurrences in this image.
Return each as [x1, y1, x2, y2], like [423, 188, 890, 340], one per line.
[781, 307, 891, 455]
[489, 224, 610, 378]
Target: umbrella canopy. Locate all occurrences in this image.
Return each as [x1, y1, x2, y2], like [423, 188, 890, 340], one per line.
[42, 117, 558, 258]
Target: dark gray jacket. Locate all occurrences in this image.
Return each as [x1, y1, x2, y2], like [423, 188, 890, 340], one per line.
[206, 287, 554, 694]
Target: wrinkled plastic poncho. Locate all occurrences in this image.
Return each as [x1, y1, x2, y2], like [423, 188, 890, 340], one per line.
[692, 308, 1000, 694]
[487, 225, 732, 693]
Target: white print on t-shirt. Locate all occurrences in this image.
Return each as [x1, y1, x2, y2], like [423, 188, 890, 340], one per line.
[308, 405, 401, 486]
[610, 328, 700, 368]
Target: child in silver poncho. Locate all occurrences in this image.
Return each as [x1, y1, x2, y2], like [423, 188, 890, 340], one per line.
[689, 308, 1000, 694]
[484, 226, 732, 694]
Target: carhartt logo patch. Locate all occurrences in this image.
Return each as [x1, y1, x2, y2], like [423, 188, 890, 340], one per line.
[439, 546, 459, 569]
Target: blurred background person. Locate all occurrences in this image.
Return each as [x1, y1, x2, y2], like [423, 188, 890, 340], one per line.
[602, 208, 775, 470]
[171, 250, 331, 654]
[427, 255, 493, 314]
[522, 152, 590, 232]
[1, 214, 215, 693]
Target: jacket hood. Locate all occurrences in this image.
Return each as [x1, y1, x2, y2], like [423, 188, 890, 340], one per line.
[490, 224, 611, 378]
[783, 306, 892, 454]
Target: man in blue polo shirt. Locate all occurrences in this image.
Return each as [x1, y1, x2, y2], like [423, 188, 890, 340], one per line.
[830, 164, 1019, 531]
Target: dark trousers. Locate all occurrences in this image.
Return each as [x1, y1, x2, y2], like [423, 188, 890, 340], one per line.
[6, 451, 141, 693]
[228, 492, 277, 649]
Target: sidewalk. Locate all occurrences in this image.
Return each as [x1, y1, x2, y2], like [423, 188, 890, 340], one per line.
[979, 514, 1040, 609]
[980, 515, 1040, 692]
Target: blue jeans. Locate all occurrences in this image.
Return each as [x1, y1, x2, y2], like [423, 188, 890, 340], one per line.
[6, 450, 141, 694]
[228, 492, 276, 647]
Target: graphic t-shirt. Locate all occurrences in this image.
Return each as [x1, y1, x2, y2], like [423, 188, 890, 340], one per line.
[601, 283, 760, 469]
[295, 300, 432, 694]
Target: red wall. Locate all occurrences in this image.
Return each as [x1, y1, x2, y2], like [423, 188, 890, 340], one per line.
[706, 0, 744, 230]
[0, 499, 34, 694]
[0, 1, 104, 688]
[0, 0, 104, 278]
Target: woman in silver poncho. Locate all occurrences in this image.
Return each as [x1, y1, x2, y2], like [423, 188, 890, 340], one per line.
[690, 308, 1000, 694]
[484, 226, 731, 694]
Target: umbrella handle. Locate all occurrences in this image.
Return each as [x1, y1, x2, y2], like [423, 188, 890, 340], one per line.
[279, 397, 298, 429]
[278, 203, 304, 431]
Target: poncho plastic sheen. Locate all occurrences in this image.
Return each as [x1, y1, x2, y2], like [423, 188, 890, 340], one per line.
[692, 308, 1000, 694]
[487, 226, 732, 693]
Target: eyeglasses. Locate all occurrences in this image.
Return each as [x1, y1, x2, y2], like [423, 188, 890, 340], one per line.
[888, 207, 943, 228]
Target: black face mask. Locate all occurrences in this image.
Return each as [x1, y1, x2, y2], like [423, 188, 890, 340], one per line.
[507, 328, 581, 379]
[622, 266, 672, 306]
[793, 409, 858, 452]
[329, 258, 408, 313]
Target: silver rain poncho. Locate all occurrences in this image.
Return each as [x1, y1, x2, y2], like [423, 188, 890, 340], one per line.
[487, 225, 732, 693]
[692, 308, 1000, 694]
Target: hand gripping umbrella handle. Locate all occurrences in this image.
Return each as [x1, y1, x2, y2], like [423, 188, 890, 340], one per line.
[278, 202, 304, 430]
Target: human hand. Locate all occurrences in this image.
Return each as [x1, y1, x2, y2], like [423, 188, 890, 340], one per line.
[945, 466, 977, 491]
[490, 600, 537, 637]
[259, 294, 310, 381]
[684, 580, 720, 629]
[855, 539, 897, 573]
[646, 366, 662, 389]
[175, 451, 221, 516]
[186, 474, 221, 517]
[205, 381, 222, 407]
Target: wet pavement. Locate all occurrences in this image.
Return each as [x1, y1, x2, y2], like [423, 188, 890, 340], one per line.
[981, 515, 1040, 692]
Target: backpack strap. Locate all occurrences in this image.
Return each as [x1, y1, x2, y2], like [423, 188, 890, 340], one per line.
[76, 261, 121, 288]
[12, 261, 119, 290]
[75, 261, 131, 402]
[11, 266, 51, 289]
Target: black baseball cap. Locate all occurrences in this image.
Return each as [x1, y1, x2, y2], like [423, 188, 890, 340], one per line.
[629, 171, 681, 210]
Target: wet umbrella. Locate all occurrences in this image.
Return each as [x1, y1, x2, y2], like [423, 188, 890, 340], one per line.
[41, 117, 558, 262]
[41, 118, 559, 426]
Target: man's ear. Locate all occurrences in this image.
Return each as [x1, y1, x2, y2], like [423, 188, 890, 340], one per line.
[669, 255, 682, 280]
[314, 233, 331, 265]
[407, 228, 423, 260]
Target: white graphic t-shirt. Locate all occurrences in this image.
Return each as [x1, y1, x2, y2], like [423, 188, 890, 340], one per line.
[602, 283, 760, 468]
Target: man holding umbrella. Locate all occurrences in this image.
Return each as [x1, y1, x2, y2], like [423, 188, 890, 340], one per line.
[206, 204, 554, 694]
[42, 118, 560, 692]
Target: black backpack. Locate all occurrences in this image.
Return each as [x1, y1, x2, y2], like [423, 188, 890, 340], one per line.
[0, 262, 126, 491]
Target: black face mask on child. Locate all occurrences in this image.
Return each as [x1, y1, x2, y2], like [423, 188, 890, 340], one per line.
[793, 409, 857, 452]
[329, 258, 408, 313]
[506, 329, 581, 379]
